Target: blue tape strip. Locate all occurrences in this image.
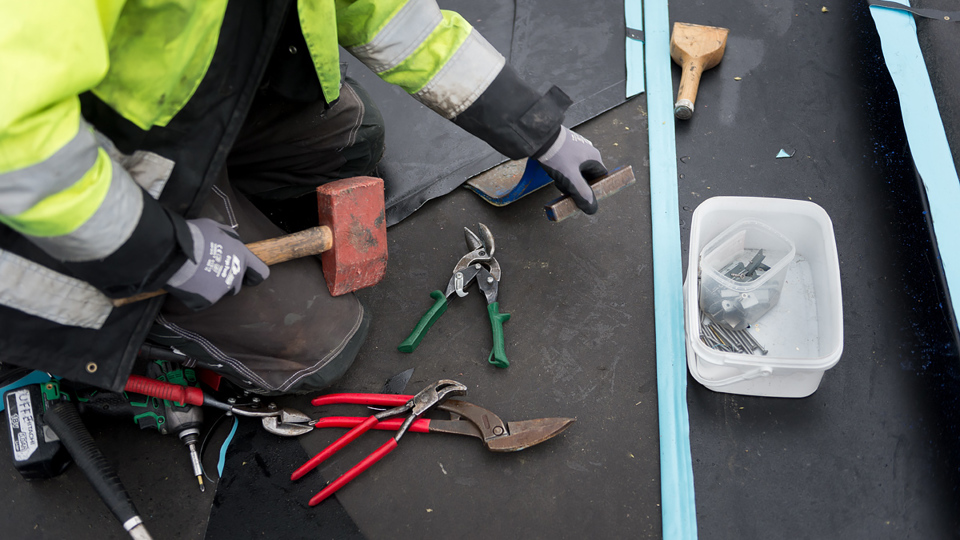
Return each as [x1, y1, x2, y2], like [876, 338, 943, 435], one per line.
[870, 1, 960, 337]
[625, 0, 646, 98]
[218, 416, 239, 477]
[643, 0, 698, 538]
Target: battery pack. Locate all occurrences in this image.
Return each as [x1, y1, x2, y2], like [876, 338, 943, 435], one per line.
[4, 385, 71, 480]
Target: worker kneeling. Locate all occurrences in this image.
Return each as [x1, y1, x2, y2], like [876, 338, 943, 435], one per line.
[0, 0, 605, 395]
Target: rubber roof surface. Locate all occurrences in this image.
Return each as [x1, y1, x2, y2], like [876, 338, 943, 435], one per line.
[2, 1, 959, 539]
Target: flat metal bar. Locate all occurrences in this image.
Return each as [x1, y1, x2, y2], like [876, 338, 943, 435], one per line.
[544, 166, 636, 222]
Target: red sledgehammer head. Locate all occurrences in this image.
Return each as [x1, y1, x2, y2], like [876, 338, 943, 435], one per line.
[316, 177, 388, 296]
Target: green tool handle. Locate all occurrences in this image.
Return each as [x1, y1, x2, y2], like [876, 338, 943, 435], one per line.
[398, 290, 448, 353]
[486, 302, 511, 368]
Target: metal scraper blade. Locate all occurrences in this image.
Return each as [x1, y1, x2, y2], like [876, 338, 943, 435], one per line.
[368, 368, 415, 411]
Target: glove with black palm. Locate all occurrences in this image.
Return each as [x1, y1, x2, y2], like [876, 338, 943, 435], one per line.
[534, 126, 607, 215]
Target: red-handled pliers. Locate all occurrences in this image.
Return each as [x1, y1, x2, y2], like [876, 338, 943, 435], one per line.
[291, 379, 467, 506]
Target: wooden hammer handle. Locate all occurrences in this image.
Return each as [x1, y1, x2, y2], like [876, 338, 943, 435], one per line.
[111, 225, 333, 307]
[677, 58, 705, 105]
[245, 225, 333, 265]
[675, 57, 706, 118]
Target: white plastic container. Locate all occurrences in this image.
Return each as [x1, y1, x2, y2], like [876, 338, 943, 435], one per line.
[699, 219, 795, 331]
[685, 197, 843, 398]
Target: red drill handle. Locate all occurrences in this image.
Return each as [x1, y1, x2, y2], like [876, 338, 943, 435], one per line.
[124, 374, 205, 406]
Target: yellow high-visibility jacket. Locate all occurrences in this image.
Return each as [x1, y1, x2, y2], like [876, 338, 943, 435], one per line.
[0, 0, 569, 389]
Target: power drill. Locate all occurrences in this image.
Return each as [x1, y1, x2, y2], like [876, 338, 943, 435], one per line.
[152, 363, 206, 492]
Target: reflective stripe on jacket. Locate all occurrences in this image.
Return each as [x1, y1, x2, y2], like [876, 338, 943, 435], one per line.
[328, 0, 504, 118]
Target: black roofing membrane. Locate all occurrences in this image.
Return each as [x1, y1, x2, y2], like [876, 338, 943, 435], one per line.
[2, 1, 959, 538]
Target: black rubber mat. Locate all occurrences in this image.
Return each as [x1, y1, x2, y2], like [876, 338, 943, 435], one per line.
[3, 1, 959, 538]
[298, 137, 657, 539]
[205, 419, 364, 540]
[204, 97, 656, 540]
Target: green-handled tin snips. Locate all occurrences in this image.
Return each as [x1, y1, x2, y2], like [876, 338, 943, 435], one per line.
[398, 224, 510, 368]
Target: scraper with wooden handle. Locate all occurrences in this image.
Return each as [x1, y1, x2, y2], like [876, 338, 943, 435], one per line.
[670, 22, 729, 120]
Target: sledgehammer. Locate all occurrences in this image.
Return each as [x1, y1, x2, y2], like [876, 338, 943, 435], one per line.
[670, 22, 729, 120]
[112, 176, 387, 306]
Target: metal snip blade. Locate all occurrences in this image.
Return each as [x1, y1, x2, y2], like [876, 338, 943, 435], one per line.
[464, 227, 483, 251]
[486, 417, 576, 452]
[262, 409, 315, 437]
[477, 223, 495, 257]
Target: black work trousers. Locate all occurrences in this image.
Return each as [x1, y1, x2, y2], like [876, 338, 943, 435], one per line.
[146, 79, 386, 395]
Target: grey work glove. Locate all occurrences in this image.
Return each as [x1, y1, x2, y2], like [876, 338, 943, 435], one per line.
[535, 126, 607, 215]
[165, 218, 270, 310]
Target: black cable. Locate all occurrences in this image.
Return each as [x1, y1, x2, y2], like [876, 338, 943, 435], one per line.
[43, 400, 148, 537]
